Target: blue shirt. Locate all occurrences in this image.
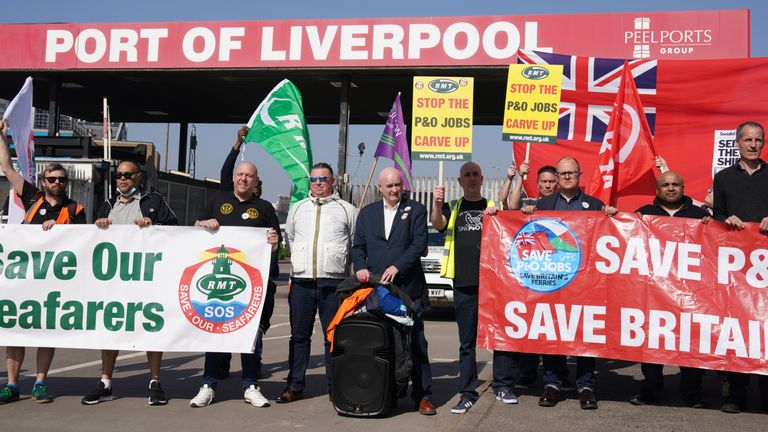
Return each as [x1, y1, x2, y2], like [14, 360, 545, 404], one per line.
[552, 189, 593, 211]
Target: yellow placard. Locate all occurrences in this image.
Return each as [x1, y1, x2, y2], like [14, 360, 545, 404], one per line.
[411, 76, 474, 161]
[501, 64, 563, 144]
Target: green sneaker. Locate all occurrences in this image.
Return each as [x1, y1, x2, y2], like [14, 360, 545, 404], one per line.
[32, 383, 53, 403]
[0, 385, 20, 404]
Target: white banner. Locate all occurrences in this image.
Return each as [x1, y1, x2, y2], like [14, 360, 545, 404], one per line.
[0, 225, 271, 353]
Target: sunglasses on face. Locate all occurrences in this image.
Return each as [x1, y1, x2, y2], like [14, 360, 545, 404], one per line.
[45, 176, 68, 184]
[115, 172, 138, 180]
[310, 176, 329, 183]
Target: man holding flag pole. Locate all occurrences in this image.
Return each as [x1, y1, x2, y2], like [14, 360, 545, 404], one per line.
[0, 77, 87, 404]
[243, 79, 313, 206]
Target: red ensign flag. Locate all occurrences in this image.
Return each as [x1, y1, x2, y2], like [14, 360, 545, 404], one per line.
[587, 62, 657, 205]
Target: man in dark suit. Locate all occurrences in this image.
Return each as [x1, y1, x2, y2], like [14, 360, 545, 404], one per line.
[522, 156, 616, 410]
[351, 167, 435, 415]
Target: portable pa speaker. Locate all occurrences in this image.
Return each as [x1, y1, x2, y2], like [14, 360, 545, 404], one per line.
[332, 315, 395, 416]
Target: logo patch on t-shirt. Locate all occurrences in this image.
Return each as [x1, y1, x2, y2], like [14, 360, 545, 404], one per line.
[220, 203, 233, 215]
[246, 208, 259, 219]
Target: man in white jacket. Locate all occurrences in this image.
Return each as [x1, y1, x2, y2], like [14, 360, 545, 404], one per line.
[276, 162, 357, 403]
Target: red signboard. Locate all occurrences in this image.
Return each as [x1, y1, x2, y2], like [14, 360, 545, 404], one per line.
[479, 211, 768, 375]
[0, 10, 749, 70]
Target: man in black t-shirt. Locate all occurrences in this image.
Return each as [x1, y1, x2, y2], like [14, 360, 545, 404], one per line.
[431, 162, 517, 414]
[0, 121, 85, 405]
[189, 161, 279, 409]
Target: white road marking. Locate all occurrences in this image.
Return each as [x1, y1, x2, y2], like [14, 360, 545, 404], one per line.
[28, 351, 147, 377]
[26, 322, 293, 377]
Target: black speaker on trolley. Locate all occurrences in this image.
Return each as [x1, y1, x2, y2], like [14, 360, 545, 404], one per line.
[332, 315, 395, 417]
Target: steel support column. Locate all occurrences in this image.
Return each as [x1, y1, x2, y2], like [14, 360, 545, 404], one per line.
[47, 79, 60, 136]
[178, 122, 188, 172]
[336, 76, 351, 200]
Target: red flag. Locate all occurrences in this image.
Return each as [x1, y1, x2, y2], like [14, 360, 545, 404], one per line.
[586, 62, 656, 205]
[514, 51, 768, 210]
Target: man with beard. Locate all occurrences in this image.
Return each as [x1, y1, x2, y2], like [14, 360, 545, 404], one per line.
[81, 160, 177, 406]
[630, 171, 710, 408]
[190, 161, 279, 408]
[0, 121, 86, 405]
[277, 162, 356, 404]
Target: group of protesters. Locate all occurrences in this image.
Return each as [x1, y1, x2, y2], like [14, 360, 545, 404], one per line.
[495, 120, 768, 414]
[1, 119, 767, 416]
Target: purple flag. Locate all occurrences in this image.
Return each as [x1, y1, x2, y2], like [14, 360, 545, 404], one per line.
[374, 93, 413, 190]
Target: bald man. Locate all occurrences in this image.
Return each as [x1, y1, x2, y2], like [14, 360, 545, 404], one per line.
[83, 160, 177, 406]
[432, 162, 517, 414]
[190, 162, 280, 408]
[351, 167, 435, 415]
[631, 171, 710, 408]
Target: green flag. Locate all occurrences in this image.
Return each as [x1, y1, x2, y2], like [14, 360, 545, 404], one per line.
[245, 79, 313, 205]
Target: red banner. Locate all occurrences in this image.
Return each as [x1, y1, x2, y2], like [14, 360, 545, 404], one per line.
[478, 211, 768, 375]
[0, 10, 747, 70]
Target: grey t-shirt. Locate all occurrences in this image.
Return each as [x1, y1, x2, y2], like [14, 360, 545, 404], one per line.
[109, 195, 143, 225]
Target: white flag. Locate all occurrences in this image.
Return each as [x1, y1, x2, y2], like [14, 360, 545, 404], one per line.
[3, 77, 35, 223]
[3, 76, 35, 182]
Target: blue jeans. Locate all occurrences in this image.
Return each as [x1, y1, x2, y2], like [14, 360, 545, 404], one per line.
[202, 330, 264, 390]
[286, 278, 341, 393]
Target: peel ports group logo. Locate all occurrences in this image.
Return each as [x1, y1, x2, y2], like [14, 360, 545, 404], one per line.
[508, 218, 581, 293]
[178, 245, 264, 334]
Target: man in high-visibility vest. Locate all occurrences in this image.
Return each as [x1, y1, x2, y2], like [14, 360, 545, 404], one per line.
[431, 162, 517, 415]
[0, 120, 86, 405]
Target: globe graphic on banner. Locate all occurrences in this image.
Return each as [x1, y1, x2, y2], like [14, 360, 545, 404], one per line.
[508, 218, 582, 293]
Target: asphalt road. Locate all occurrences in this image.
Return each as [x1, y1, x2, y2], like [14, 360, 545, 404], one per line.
[1, 266, 766, 431]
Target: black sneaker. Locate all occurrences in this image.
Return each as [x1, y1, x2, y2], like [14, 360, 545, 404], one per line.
[149, 381, 168, 406]
[450, 397, 475, 414]
[81, 381, 116, 405]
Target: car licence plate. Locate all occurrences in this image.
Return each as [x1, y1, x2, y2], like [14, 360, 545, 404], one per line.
[428, 289, 444, 297]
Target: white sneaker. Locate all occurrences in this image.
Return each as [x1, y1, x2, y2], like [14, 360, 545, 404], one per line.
[244, 385, 269, 407]
[190, 384, 214, 407]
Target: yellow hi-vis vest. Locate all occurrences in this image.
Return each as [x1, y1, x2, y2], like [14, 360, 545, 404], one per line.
[439, 197, 495, 279]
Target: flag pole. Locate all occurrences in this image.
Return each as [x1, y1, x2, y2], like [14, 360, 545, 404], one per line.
[358, 157, 379, 210]
[102, 97, 108, 161]
[522, 142, 531, 180]
[438, 161, 444, 186]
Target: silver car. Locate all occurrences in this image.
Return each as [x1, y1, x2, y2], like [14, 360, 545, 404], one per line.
[422, 227, 454, 308]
